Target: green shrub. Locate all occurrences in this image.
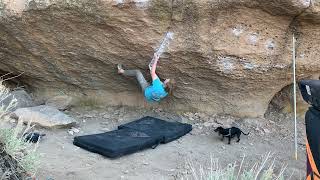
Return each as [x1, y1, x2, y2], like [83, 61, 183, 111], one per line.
[0, 80, 40, 176]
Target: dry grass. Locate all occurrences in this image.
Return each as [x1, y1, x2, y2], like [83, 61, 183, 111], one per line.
[74, 96, 102, 108]
[0, 80, 40, 178]
[182, 153, 287, 180]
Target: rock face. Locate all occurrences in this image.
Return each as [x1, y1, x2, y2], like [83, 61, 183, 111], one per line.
[1, 90, 34, 111]
[13, 105, 77, 128]
[0, 0, 319, 117]
[45, 95, 73, 110]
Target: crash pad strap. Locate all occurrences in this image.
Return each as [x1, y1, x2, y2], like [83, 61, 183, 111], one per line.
[307, 140, 320, 179]
[151, 140, 161, 149]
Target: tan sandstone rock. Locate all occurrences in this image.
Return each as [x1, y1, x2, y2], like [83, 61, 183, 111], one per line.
[13, 105, 77, 128]
[45, 95, 73, 110]
[0, 0, 318, 117]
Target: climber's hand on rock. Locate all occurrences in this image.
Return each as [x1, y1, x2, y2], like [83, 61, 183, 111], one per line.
[153, 53, 160, 61]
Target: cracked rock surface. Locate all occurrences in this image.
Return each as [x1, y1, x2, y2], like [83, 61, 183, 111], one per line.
[0, 0, 318, 117]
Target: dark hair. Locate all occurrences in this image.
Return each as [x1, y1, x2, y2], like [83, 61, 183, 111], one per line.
[165, 79, 175, 95]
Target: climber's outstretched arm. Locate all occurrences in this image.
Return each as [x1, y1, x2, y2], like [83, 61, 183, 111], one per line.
[151, 53, 160, 80]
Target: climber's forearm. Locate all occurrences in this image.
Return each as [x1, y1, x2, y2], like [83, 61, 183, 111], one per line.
[151, 54, 159, 80]
[151, 63, 158, 80]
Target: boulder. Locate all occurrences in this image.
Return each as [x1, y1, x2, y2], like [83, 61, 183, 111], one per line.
[13, 105, 77, 128]
[1, 90, 34, 111]
[0, 0, 319, 117]
[45, 95, 73, 110]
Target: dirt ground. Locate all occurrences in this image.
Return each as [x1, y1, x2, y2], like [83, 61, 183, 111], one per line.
[33, 106, 306, 180]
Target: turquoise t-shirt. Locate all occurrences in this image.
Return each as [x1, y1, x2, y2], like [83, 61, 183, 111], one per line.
[144, 78, 168, 102]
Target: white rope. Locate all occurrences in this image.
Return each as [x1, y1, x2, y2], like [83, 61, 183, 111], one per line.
[293, 34, 298, 160]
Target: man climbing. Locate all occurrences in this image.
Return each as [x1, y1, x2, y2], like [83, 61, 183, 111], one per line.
[118, 53, 174, 102]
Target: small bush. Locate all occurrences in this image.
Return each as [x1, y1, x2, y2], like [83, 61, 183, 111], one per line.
[182, 152, 286, 180]
[0, 80, 40, 176]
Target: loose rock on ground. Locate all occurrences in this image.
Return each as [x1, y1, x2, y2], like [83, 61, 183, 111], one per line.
[13, 105, 77, 128]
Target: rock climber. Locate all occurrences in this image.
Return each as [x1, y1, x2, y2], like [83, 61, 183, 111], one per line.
[117, 53, 175, 102]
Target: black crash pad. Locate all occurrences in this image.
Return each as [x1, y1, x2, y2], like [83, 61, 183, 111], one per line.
[73, 116, 192, 158]
[118, 116, 192, 143]
[73, 128, 162, 158]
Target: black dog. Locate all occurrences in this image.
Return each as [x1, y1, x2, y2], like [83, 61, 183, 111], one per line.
[214, 126, 249, 144]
